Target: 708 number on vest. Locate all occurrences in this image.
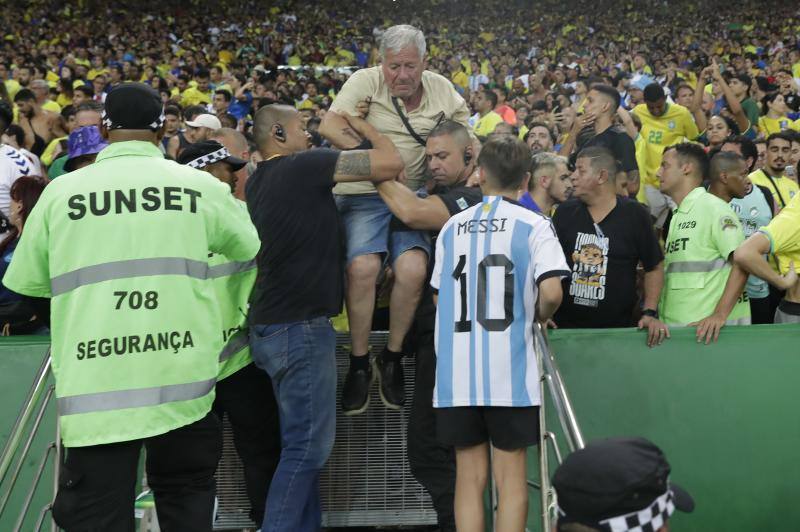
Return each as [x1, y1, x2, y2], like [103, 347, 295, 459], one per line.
[114, 290, 159, 310]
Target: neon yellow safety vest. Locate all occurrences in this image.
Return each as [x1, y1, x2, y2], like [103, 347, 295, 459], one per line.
[215, 200, 257, 381]
[3, 141, 260, 447]
[659, 187, 751, 326]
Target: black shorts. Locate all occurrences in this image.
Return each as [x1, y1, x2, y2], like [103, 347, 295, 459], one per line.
[436, 405, 541, 451]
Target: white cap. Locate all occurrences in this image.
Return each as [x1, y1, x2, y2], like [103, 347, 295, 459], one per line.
[185, 114, 222, 130]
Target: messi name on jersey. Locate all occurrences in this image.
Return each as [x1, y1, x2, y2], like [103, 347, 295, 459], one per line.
[457, 217, 508, 235]
[67, 187, 203, 220]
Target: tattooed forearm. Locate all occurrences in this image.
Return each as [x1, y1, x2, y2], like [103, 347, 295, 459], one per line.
[335, 151, 371, 177]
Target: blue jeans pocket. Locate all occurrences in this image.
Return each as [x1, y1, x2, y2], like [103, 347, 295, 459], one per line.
[250, 325, 289, 381]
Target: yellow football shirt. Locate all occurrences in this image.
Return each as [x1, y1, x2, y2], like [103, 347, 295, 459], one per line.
[633, 103, 700, 187]
[473, 111, 504, 137]
[180, 87, 211, 107]
[760, 194, 800, 276]
[451, 70, 468, 92]
[748, 169, 799, 211]
[758, 116, 799, 136]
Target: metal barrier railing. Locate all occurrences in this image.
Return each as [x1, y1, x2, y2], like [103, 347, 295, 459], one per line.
[531, 323, 586, 531]
[1, 328, 584, 532]
[0, 350, 58, 532]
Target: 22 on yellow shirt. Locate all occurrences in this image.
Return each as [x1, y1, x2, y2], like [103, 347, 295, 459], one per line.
[633, 103, 699, 187]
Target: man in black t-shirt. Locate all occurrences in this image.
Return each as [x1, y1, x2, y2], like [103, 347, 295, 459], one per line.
[562, 84, 639, 197]
[553, 146, 669, 347]
[245, 104, 403, 532]
[375, 120, 481, 532]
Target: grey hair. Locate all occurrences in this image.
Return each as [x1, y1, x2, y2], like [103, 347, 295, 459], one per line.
[379, 25, 426, 60]
[531, 152, 568, 179]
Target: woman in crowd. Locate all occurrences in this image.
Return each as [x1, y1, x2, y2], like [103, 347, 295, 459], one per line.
[759, 93, 797, 136]
[0, 176, 48, 334]
[703, 115, 738, 151]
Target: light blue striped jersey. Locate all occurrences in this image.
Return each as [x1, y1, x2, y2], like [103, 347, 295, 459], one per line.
[431, 196, 569, 408]
[730, 186, 773, 299]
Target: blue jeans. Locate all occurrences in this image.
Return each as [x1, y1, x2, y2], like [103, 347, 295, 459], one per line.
[250, 316, 336, 532]
[335, 193, 430, 265]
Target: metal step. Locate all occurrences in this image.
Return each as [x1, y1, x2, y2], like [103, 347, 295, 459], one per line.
[212, 331, 436, 530]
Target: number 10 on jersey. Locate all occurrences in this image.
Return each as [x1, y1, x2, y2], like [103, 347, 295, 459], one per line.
[451, 253, 515, 333]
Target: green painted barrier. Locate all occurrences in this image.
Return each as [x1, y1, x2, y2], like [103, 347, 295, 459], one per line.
[0, 337, 53, 532]
[4, 327, 800, 531]
[526, 324, 800, 532]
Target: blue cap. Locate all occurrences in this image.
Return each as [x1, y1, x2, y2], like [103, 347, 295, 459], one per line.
[631, 74, 655, 91]
[66, 126, 108, 171]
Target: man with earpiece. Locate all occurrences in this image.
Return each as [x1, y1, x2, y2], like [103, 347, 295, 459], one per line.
[373, 120, 482, 532]
[244, 104, 403, 532]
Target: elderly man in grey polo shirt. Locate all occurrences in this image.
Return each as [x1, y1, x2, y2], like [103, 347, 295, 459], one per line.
[321, 24, 471, 417]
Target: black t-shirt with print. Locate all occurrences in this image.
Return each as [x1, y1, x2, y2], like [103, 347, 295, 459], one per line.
[552, 196, 662, 328]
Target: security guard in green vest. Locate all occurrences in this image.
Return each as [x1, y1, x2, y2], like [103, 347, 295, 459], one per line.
[177, 140, 281, 525]
[3, 83, 261, 531]
[657, 143, 750, 344]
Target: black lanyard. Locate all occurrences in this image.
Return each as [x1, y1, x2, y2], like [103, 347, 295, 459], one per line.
[391, 96, 444, 147]
[760, 169, 787, 208]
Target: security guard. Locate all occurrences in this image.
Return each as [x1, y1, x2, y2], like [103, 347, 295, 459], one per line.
[178, 141, 281, 524]
[657, 143, 750, 343]
[3, 83, 260, 531]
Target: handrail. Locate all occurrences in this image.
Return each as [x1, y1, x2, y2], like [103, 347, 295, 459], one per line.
[0, 351, 51, 487]
[535, 324, 585, 451]
[0, 386, 54, 515]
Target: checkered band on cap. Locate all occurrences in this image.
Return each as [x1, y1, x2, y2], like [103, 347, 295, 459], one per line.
[187, 147, 231, 169]
[556, 489, 676, 532]
[101, 110, 166, 132]
[597, 490, 676, 532]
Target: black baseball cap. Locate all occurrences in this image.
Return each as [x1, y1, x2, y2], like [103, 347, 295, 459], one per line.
[102, 83, 164, 131]
[177, 140, 247, 171]
[553, 437, 694, 531]
[755, 76, 779, 93]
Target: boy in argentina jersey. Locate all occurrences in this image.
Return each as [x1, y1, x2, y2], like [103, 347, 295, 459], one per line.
[431, 136, 568, 531]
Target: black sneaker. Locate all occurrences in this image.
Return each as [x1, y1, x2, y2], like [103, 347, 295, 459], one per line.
[375, 349, 405, 410]
[341, 358, 374, 416]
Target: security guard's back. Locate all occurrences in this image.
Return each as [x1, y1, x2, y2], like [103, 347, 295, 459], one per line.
[4, 83, 260, 532]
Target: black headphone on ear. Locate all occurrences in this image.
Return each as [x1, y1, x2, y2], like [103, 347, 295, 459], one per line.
[463, 148, 473, 167]
[274, 123, 286, 142]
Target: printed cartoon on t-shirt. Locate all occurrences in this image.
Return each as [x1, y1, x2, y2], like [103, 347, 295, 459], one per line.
[569, 232, 609, 307]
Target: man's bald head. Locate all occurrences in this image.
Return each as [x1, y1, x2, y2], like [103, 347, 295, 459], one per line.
[210, 127, 248, 155]
[253, 104, 299, 152]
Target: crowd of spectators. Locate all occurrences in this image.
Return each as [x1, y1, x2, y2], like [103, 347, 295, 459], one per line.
[1, 0, 799, 173]
[1, 1, 800, 530]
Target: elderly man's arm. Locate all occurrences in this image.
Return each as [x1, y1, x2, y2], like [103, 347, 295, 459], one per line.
[319, 111, 364, 150]
[376, 180, 452, 231]
[327, 113, 403, 182]
[448, 83, 474, 131]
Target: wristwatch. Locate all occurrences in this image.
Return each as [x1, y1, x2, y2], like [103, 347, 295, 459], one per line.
[642, 308, 659, 318]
